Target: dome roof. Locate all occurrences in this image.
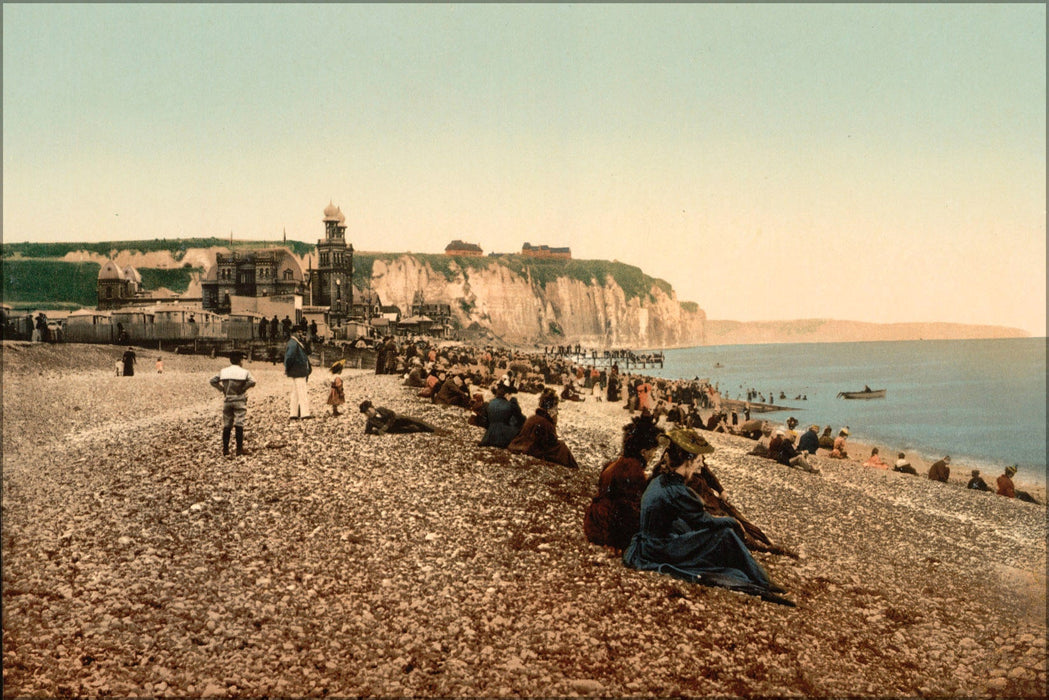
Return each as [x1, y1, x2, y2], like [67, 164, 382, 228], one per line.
[203, 263, 219, 282]
[99, 260, 125, 280]
[336, 208, 346, 224]
[278, 252, 304, 281]
[323, 200, 340, 221]
[123, 266, 142, 283]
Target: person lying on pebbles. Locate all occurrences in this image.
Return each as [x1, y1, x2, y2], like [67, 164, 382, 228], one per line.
[358, 400, 436, 435]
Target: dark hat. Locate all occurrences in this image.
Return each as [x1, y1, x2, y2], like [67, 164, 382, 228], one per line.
[358, 400, 372, 413]
[538, 388, 559, 411]
[1005, 465, 1017, 476]
[229, 350, 246, 361]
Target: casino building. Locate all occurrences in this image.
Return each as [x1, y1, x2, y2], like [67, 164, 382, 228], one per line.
[306, 201, 354, 323]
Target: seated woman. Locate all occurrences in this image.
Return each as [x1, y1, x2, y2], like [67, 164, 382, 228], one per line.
[817, 426, 835, 450]
[494, 370, 519, 395]
[560, 380, 584, 402]
[705, 411, 734, 434]
[737, 419, 766, 441]
[996, 465, 1041, 504]
[863, 447, 890, 470]
[777, 431, 820, 473]
[893, 452, 918, 475]
[766, 430, 786, 462]
[583, 412, 663, 552]
[508, 389, 579, 469]
[967, 469, 991, 491]
[479, 383, 525, 448]
[404, 359, 428, 387]
[359, 400, 435, 435]
[829, 428, 850, 459]
[663, 402, 685, 427]
[433, 374, 471, 408]
[467, 393, 488, 427]
[623, 428, 793, 606]
[417, 369, 442, 399]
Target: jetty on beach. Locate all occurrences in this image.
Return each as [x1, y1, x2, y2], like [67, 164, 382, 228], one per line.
[546, 345, 665, 371]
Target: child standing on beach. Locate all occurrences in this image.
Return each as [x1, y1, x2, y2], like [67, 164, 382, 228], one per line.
[327, 360, 346, 416]
[155, 357, 164, 373]
[209, 350, 256, 456]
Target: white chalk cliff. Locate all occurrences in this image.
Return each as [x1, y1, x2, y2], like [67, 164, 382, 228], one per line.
[367, 256, 706, 348]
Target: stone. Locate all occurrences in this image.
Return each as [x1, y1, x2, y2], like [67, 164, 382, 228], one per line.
[570, 679, 604, 694]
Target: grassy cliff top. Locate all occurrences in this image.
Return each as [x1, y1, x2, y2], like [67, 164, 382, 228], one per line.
[353, 252, 674, 302]
[3, 239, 682, 305]
[2, 238, 315, 260]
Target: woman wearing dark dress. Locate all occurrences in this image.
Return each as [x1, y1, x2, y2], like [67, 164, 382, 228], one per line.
[583, 412, 663, 552]
[507, 389, 578, 469]
[623, 428, 793, 606]
[358, 401, 435, 435]
[479, 384, 525, 448]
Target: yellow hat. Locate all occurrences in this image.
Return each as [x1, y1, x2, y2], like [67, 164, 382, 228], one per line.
[665, 428, 715, 455]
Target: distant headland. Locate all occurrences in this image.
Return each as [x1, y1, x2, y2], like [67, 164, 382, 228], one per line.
[703, 318, 1029, 346]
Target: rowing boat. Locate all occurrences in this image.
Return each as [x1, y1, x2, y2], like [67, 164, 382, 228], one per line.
[837, 388, 886, 399]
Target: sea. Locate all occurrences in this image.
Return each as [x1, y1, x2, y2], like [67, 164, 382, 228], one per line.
[644, 337, 1047, 486]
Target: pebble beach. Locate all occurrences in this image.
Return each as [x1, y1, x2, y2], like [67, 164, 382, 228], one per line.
[2, 341, 1046, 697]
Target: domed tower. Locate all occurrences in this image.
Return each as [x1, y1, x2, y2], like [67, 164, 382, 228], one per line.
[310, 200, 354, 323]
[97, 259, 127, 310]
[122, 265, 142, 294]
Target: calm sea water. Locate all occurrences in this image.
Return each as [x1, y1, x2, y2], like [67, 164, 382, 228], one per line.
[645, 338, 1047, 486]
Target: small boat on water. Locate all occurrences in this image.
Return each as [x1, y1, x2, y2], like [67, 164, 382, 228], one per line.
[838, 387, 886, 399]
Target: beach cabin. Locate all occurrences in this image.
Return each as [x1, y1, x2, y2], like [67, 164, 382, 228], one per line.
[328, 319, 371, 342]
[225, 311, 266, 341]
[63, 309, 114, 344]
[153, 306, 222, 340]
[110, 308, 157, 343]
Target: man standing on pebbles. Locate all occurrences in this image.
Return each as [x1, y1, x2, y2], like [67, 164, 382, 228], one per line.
[284, 327, 313, 420]
[210, 350, 256, 456]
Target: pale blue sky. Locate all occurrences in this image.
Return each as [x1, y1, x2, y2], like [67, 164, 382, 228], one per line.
[3, 4, 1045, 335]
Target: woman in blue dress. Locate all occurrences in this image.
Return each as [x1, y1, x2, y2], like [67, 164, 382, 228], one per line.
[479, 383, 525, 448]
[623, 428, 794, 606]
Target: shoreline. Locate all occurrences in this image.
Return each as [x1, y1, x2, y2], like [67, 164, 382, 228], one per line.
[614, 339, 1047, 493]
[829, 434, 1046, 504]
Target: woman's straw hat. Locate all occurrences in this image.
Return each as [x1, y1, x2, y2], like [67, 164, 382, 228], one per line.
[665, 428, 715, 455]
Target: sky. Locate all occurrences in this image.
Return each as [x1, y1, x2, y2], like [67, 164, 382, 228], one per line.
[3, 4, 1046, 336]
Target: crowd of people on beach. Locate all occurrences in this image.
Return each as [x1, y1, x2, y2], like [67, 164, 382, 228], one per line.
[193, 331, 1042, 606]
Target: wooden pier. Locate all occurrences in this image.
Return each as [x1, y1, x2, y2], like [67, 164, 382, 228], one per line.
[548, 348, 665, 371]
